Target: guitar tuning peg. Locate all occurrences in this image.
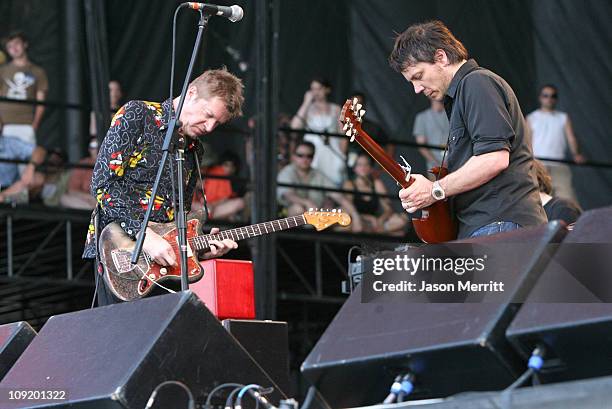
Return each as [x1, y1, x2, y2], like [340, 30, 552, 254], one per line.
[355, 103, 363, 112]
[332, 209, 337, 212]
[338, 209, 342, 213]
[359, 109, 366, 117]
[308, 207, 314, 212]
[350, 129, 356, 142]
[352, 97, 358, 106]
[345, 130, 352, 137]
[343, 122, 350, 131]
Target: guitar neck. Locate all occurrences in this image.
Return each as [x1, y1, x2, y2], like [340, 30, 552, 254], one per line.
[189, 215, 307, 251]
[355, 128, 411, 189]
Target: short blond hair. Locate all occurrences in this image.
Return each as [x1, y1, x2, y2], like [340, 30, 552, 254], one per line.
[191, 68, 244, 119]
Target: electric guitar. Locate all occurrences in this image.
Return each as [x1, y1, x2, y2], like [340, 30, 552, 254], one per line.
[340, 98, 456, 243]
[99, 209, 351, 301]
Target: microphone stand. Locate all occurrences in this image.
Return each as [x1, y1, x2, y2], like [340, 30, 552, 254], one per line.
[131, 10, 211, 293]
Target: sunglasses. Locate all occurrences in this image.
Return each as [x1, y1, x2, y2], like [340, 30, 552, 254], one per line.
[295, 152, 314, 159]
[541, 93, 558, 99]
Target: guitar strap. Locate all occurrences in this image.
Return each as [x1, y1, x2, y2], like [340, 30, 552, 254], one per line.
[91, 204, 103, 307]
[437, 135, 450, 182]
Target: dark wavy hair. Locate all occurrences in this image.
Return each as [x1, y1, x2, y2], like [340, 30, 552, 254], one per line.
[389, 20, 468, 72]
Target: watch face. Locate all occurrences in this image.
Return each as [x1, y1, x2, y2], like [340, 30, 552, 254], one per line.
[433, 186, 445, 200]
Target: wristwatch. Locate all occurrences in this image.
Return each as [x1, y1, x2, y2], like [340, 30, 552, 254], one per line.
[431, 180, 446, 201]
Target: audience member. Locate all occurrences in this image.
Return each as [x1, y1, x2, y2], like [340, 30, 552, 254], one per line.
[0, 31, 48, 145]
[291, 78, 346, 186]
[527, 84, 585, 201]
[0, 147, 68, 205]
[1, 118, 46, 191]
[533, 159, 582, 226]
[193, 150, 246, 220]
[414, 97, 449, 171]
[276, 112, 297, 170]
[277, 141, 362, 232]
[343, 153, 408, 235]
[90, 80, 124, 137]
[60, 138, 99, 209]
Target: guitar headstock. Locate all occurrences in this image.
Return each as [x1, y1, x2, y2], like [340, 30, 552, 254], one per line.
[339, 98, 366, 143]
[303, 208, 352, 231]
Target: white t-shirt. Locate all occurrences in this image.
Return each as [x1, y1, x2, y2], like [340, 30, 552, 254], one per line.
[302, 103, 345, 186]
[527, 109, 568, 160]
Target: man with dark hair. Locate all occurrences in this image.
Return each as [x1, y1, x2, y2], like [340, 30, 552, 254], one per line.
[83, 68, 244, 305]
[389, 20, 546, 238]
[0, 31, 48, 145]
[527, 84, 585, 201]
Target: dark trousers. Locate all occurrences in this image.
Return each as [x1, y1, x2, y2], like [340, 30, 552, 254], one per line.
[94, 263, 121, 306]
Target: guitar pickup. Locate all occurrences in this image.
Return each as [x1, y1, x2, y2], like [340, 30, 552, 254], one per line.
[175, 236, 193, 257]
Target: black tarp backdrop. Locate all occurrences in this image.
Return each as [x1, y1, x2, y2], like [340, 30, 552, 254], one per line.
[1, 0, 610, 205]
[531, 0, 612, 208]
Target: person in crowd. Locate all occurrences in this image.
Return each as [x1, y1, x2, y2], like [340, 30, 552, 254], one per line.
[90, 80, 124, 137]
[414, 97, 449, 171]
[389, 20, 546, 238]
[0, 31, 48, 145]
[60, 138, 99, 209]
[343, 153, 408, 235]
[526, 84, 586, 201]
[291, 77, 346, 186]
[277, 141, 362, 232]
[1, 116, 45, 191]
[82, 68, 243, 305]
[193, 150, 246, 220]
[276, 112, 297, 170]
[0, 147, 68, 206]
[533, 159, 582, 226]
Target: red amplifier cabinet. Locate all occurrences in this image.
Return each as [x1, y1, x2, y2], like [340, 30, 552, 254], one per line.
[191, 259, 255, 320]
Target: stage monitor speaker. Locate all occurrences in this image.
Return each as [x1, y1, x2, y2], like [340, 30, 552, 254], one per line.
[0, 291, 285, 409]
[222, 319, 290, 394]
[349, 374, 612, 409]
[301, 222, 566, 407]
[507, 206, 612, 384]
[0, 321, 36, 381]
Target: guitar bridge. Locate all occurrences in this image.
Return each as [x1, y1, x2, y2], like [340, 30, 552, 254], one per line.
[111, 250, 137, 274]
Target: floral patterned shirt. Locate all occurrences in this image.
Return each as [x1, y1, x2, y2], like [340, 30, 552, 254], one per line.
[82, 99, 203, 258]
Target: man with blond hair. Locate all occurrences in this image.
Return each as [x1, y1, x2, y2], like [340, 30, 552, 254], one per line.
[83, 68, 244, 305]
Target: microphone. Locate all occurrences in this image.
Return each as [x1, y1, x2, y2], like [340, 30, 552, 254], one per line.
[186, 3, 244, 22]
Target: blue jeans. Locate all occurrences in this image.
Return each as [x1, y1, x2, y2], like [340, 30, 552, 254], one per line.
[469, 221, 521, 238]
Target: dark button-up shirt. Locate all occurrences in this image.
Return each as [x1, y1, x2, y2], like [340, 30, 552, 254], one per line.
[82, 99, 202, 258]
[443, 59, 547, 238]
